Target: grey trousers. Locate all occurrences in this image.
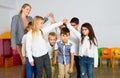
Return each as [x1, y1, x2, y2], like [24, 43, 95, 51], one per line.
[34, 53, 52, 78]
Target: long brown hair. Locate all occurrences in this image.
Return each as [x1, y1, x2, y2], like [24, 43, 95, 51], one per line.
[19, 3, 31, 14]
[81, 23, 98, 46]
[31, 16, 44, 38]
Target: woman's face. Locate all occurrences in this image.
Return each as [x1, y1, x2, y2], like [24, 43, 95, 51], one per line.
[22, 6, 31, 16]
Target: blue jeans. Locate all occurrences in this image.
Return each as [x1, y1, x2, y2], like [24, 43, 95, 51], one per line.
[26, 57, 37, 78]
[79, 56, 94, 78]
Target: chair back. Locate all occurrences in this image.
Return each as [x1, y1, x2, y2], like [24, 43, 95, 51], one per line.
[113, 48, 120, 58]
[102, 48, 112, 58]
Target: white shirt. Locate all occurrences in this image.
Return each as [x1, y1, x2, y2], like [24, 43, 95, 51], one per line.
[79, 36, 98, 67]
[67, 25, 98, 67]
[26, 22, 63, 62]
[47, 42, 54, 59]
[21, 34, 27, 57]
[67, 24, 80, 56]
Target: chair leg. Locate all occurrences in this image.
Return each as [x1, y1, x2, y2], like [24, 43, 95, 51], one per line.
[100, 57, 102, 68]
[111, 58, 114, 69]
[98, 58, 100, 67]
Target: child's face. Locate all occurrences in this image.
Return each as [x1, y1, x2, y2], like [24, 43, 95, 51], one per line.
[60, 33, 70, 43]
[82, 27, 89, 36]
[48, 36, 57, 46]
[37, 20, 44, 30]
[71, 23, 79, 30]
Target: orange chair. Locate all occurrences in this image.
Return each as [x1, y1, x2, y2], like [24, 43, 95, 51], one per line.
[0, 32, 11, 39]
[112, 48, 120, 68]
[100, 48, 113, 68]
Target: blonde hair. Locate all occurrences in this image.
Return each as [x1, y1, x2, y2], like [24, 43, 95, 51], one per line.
[19, 3, 31, 14]
[31, 16, 44, 38]
[48, 32, 57, 40]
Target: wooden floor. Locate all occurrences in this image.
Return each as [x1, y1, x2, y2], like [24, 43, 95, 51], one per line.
[0, 64, 120, 78]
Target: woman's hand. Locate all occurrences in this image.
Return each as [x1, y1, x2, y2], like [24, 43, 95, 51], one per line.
[12, 46, 17, 51]
[22, 57, 26, 65]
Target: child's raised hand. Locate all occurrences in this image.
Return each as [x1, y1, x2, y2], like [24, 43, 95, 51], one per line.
[63, 18, 68, 24]
[30, 61, 34, 66]
[46, 12, 54, 19]
[51, 19, 56, 24]
[49, 13, 54, 18]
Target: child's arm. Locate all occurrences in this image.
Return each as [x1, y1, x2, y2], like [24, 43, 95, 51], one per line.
[68, 52, 74, 74]
[44, 12, 55, 23]
[21, 35, 26, 64]
[53, 50, 58, 65]
[53, 41, 59, 65]
[42, 21, 63, 34]
[26, 32, 34, 66]
[94, 46, 98, 68]
[42, 19, 68, 34]
[68, 43, 75, 74]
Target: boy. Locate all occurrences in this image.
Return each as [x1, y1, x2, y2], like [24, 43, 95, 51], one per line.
[53, 27, 74, 78]
[47, 32, 57, 78]
[68, 17, 80, 78]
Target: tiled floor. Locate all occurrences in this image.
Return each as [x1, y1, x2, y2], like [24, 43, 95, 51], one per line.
[0, 65, 120, 78]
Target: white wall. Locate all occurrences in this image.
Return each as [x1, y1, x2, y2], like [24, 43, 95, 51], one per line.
[0, 0, 17, 34]
[0, 0, 120, 47]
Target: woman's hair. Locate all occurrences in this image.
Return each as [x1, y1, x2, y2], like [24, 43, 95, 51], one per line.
[19, 3, 31, 14]
[31, 16, 44, 38]
[81, 23, 98, 46]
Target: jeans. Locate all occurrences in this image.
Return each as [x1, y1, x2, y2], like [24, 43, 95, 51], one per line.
[26, 57, 36, 78]
[79, 56, 94, 78]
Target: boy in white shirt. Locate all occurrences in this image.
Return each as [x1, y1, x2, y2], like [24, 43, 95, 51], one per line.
[47, 32, 57, 78]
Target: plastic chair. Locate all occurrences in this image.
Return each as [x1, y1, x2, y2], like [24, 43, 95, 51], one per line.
[112, 48, 120, 68]
[100, 48, 113, 68]
[98, 48, 102, 67]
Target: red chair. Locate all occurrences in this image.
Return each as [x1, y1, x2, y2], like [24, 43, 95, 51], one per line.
[100, 48, 113, 68]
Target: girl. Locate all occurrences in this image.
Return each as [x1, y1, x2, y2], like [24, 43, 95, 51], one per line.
[26, 16, 67, 78]
[22, 22, 37, 78]
[79, 23, 98, 78]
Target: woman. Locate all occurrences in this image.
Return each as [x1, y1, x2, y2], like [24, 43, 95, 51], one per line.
[11, 3, 32, 78]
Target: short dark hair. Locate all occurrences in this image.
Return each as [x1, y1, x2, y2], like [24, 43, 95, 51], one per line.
[70, 17, 79, 24]
[60, 27, 70, 35]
